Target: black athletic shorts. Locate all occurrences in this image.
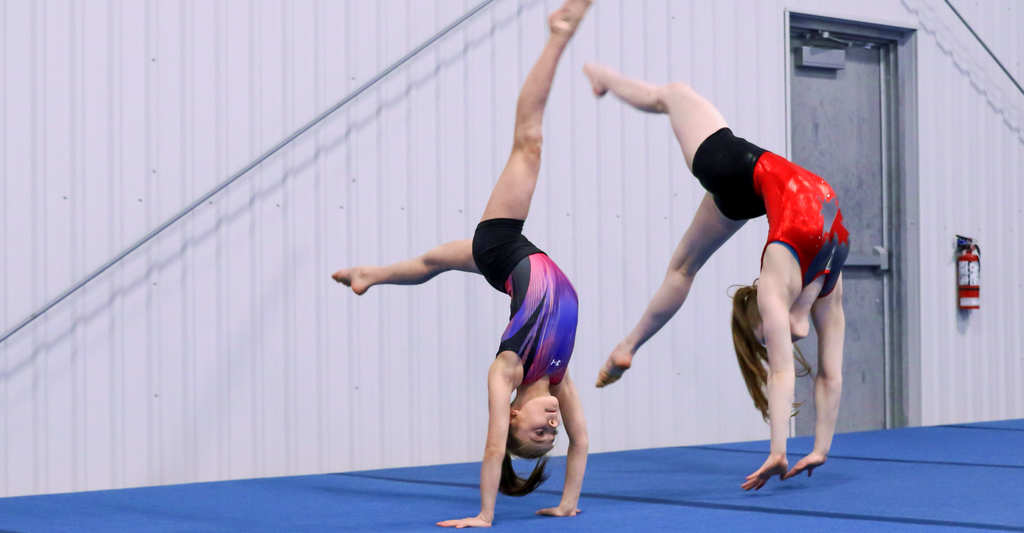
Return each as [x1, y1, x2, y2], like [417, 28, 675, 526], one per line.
[471, 218, 545, 293]
[691, 127, 767, 220]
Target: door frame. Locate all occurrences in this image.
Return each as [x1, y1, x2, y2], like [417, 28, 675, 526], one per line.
[784, 11, 919, 428]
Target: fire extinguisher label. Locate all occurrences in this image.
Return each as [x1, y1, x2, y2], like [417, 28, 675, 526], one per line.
[969, 262, 980, 286]
[958, 261, 970, 285]
[960, 297, 980, 308]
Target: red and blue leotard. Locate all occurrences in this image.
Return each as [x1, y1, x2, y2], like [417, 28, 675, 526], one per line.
[752, 152, 851, 297]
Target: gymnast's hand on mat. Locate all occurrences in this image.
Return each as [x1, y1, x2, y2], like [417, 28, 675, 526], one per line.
[741, 453, 789, 491]
[536, 504, 582, 517]
[595, 344, 633, 387]
[436, 515, 491, 528]
[782, 451, 827, 480]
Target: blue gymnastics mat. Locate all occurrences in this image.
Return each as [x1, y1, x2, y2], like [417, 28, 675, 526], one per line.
[1, 420, 1021, 532]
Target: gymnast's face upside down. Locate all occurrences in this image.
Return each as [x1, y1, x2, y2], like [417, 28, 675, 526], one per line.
[509, 394, 561, 456]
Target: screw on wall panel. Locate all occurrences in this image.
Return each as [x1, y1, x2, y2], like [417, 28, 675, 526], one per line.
[62, 195, 68, 200]
[138, 198, 143, 202]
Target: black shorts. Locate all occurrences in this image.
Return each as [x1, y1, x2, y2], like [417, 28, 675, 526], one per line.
[472, 218, 545, 293]
[691, 127, 767, 220]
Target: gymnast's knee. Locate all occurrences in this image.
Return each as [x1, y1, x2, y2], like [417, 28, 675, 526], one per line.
[513, 123, 543, 160]
[657, 81, 697, 112]
[666, 262, 699, 286]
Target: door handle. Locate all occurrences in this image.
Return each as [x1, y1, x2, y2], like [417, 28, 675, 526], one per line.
[846, 245, 890, 271]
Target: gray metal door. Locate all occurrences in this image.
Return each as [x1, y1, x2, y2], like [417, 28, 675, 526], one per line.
[789, 20, 899, 434]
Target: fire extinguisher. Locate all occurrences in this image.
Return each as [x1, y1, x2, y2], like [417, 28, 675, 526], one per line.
[956, 235, 980, 310]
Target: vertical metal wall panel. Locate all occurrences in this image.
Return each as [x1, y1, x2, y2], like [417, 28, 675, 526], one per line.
[1, 0, 1023, 497]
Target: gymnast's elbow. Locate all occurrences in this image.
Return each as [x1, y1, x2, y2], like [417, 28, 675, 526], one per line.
[568, 432, 589, 451]
[816, 373, 843, 391]
[483, 444, 506, 460]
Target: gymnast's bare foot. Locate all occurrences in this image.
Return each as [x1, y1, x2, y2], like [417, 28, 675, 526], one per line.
[595, 342, 633, 388]
[548, 0, 592, 39]
[582, 63, 608, 97]
[331, 267, 374, 295]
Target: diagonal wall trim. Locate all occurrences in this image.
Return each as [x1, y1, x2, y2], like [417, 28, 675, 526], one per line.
[901, 0, 1023, 142]
[0, 0, 499, 346]
[943, 0, 1024, 99]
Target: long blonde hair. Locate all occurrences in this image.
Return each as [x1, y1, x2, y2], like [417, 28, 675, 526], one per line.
[730, 283, 810, 421]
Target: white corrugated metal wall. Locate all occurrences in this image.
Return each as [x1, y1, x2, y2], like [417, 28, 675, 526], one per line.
[1, 0, 1021, 497]
[907, 0, 1024, 426]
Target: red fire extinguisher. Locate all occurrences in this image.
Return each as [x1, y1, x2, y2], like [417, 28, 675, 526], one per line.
[956, 235, 980, 310]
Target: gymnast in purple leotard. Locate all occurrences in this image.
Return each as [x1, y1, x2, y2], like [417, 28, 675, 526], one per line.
[331, 1, 591, 528]
[499, 252, 577, 388]
[473, 218, 578, 390]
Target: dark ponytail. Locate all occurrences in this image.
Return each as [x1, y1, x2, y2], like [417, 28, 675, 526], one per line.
[498, 434, 549, 496]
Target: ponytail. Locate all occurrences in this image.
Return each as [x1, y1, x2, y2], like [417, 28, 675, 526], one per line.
[498, 435, 549, 496]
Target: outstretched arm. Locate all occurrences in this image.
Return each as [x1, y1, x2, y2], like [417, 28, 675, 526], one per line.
[742, 245, 803, 491]
[437, 353, 518, 528]
[785, 276, 844, 479]
[741, 274, 794, 491]
[539, 373, 588, 517]
[331, 239, 478, 295]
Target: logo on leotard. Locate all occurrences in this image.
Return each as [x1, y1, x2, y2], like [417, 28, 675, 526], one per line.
[550, 360, 562, 367]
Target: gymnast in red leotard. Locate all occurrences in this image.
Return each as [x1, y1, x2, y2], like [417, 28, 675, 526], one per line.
[582, 63, 850, 491]
[755, 152, 850, 297]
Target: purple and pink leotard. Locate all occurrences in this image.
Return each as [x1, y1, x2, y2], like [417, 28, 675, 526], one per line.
[473, 218, 578, 384]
